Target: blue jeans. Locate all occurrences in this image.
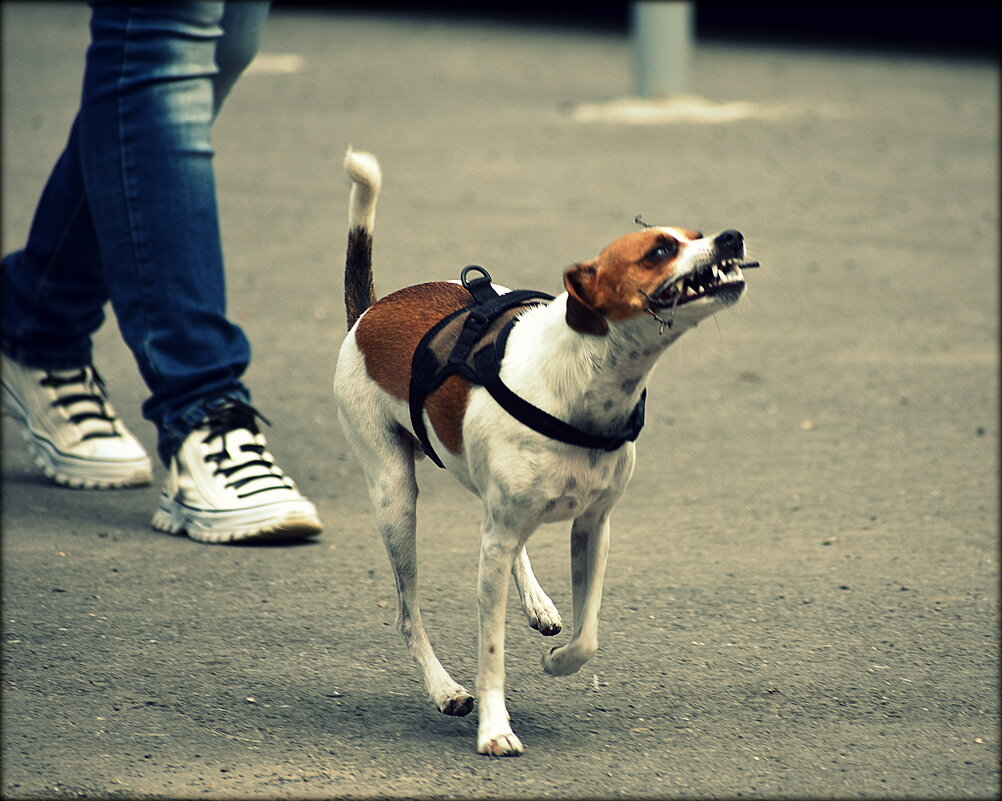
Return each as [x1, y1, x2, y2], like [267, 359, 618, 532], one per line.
[2, 1, 270, 465]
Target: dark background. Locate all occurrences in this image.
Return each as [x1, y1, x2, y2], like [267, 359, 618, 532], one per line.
[277, 1, 1000, 57]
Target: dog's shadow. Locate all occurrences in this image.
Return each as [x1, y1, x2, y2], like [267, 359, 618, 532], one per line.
[310, 686, 583, 755]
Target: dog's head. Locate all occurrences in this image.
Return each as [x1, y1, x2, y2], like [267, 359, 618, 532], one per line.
[563, 227, 754, 336]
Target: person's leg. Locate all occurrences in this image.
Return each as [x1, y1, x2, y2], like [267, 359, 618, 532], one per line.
[77, 1, 254, 466]
[214, 0, 271, 114]
[1, 1, 270, 374]
[4, 1, 318, 537]
[2, 1, 253, 484]
[0, 1, 271, 489]
[2, 119, 107, 371]
[1, 115, 153, 488]
[0, 0, 269, 370]
[78, 1, 318, 541]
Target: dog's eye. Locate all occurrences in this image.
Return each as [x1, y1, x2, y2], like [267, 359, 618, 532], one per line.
[645, 240, 678, 263]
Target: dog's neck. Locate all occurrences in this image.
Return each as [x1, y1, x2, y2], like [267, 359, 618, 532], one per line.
[504, 294, 689, 434]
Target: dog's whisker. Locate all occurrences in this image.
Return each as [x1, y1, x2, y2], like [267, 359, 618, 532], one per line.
[669, 286, 682, 319]
[637, 289, 672, 335]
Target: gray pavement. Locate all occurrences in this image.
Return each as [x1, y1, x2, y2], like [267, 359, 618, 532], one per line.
[2, 3, 999, 798]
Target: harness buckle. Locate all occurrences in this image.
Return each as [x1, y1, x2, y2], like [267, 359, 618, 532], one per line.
[460, 265, 499, 305]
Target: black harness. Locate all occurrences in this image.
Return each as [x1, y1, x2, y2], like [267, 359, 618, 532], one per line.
[409, 266, 647, 468]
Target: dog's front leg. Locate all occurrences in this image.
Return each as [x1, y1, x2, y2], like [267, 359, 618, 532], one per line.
[476, 518, 527, 756]
[542, 507, 611, 677]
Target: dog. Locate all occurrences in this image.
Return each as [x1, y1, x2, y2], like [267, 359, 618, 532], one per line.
[334, 148, 755, 755]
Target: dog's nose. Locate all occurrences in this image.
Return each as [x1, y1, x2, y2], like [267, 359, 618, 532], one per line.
[714, 229, 744, 257]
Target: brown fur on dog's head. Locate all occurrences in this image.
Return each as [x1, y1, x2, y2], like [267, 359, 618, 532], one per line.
[563, 228, 705, 335]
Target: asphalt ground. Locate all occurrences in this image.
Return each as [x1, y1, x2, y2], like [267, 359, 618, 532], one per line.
[2, 3, 999, 799]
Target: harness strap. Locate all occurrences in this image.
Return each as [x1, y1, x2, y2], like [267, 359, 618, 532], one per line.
[409, 308, 466, 467]
[472, 344, 647, 453]
[409, 266, 646, 468]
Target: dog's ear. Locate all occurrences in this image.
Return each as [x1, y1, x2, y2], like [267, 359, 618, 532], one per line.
[563, 261, 609, 336]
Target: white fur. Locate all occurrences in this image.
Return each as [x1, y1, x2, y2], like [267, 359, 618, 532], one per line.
[344, 147, 381, 232]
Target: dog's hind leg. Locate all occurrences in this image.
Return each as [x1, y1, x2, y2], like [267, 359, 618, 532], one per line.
[339, 405, 474, 717]
[512, 547, 562, 636]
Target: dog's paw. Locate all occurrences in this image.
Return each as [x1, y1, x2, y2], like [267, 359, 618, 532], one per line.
[477, 731, 524, 757]
[522, 595, 562, 637]
[529, 615, 562, 637]
[437, 690, 475, 717]
[542, 643, 592, 677]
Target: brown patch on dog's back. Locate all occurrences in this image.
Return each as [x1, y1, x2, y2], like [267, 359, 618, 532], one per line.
[355, 282, 472, 455]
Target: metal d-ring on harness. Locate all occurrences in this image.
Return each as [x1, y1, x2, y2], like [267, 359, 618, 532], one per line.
[408, 266, 647, 468]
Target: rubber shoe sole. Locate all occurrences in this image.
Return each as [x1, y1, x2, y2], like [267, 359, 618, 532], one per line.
[151, 491, 323, 544]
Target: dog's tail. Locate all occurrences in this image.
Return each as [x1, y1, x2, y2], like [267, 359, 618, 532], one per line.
[343, 147, 382, 330]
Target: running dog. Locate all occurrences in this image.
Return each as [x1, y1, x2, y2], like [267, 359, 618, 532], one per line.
[334, 148, 756, 755]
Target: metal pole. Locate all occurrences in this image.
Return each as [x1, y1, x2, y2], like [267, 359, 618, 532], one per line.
[632, 1, 694, 98]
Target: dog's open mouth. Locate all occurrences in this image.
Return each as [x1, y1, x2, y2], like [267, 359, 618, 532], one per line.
[647, 256, 758, 310]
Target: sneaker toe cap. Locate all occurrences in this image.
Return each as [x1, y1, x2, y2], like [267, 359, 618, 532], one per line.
[76, 435, 149, 463]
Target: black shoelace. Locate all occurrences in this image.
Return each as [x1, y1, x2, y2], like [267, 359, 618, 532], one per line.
[41, 367, 119, 441]
[200, 401, 296, 498]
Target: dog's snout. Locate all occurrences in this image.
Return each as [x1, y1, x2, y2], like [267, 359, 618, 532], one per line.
[714, 229, 744, 257]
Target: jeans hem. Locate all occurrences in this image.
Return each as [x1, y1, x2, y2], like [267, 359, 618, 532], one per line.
[1, 343, 93, 373]
[156, 389, 251, 466]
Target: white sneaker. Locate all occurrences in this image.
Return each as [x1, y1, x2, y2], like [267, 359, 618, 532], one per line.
[2, 353, 153, 489]
[151, 399, 323, 544]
